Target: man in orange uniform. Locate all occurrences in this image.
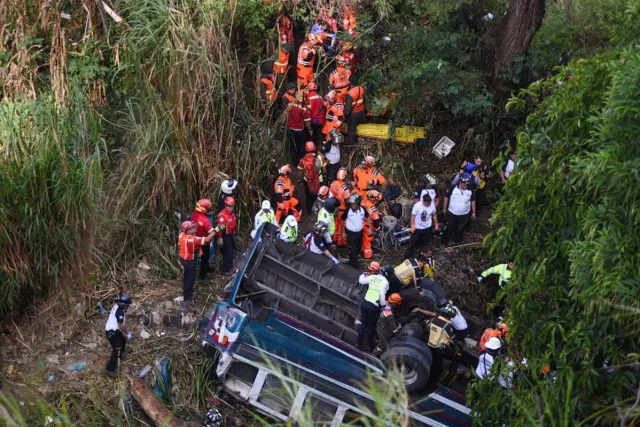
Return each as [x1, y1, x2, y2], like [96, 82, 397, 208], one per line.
[297, 33, 320, 88]
[321, 91, 344, 140]
[192, 198, 216, 280]
[305, 82, 325, 143]
[281, 82, 296, 110]
[361, 190, 382, 259]
[353, 156, 386, 198]
[274, 164, 302, 224]
[260, 71, 277, 118]
[342, 4, 357, 34]
[344, 75, 366, 145]
[320, 91, 344, 181]
[329, 55, 351, 103]
[330, 167, 351, 246]
[179, 220, 215, 301]
[273, 43, 294, 89]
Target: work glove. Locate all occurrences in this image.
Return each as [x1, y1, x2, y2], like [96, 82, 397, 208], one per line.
[477, 276, 483, 283]
[331, 256, 340, 265]
[127, 332, 133, 341]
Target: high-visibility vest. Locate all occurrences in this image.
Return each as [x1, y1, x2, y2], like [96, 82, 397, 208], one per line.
[178, 233, 204, 260]
[260, 77, 277, 101]
[364, 275, 387, 305]
[254, 209, 276, 230]
[317, 208, 335, 235]
[280, 223, 298, 242]
[423, 259, 437, 279]
[481, 264, 512, 287]
[297, 43, 315, 67]
[347, 85, 365, 113]
[393, 259, 421, 287]
[428, 316, 454, 348]
[322, 103, 344, 135]
[274, 50, 290, 74]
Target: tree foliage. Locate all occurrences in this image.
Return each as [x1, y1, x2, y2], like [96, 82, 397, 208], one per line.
[472, 42, 640, 425]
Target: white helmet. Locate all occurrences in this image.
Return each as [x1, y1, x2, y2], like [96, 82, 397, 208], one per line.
[485, 337, 502, 350]
[285, 215, 298, 228]
[221, 178, 238, 194]
[261, 200, 271, 210]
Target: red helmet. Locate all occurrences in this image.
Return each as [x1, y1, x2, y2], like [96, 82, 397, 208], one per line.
[387, 293, 402, 305]
[279, 16, 291, 28]
[306, 82, 317, 92]
[337, 168, 348, 181]
[279, 164, 291, 175]
[325, 91, 336, 103]
[318, 186, 330, 198]
[305, 141, 316, 152]
[368, 261, 381, 273]
[196, 198, 212, 213]
[363, 156, 376, 166]
[181, 220, 196, 232]
[224, 196, 236, 206]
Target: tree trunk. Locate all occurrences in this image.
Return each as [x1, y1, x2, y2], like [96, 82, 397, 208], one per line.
[490, 0, 546, 85]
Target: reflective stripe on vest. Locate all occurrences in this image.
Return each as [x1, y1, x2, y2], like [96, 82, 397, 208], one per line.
[428, 316, 453, 348]
[364, 275, 386, 305]
[281, 223, 298, 241]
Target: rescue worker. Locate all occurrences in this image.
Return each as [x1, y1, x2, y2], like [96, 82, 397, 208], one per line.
[297, 33, 320, 88]
[357, 266, 389, 351]
[218, 177, 239, 211]
[317, 197, 339, 243]
[422, 247, 437, 279]
[428, 304, 464, 377]
[278, 215, 299, 243]
[479, 323, 509, 351]
[477, 260, 514, 288]
[476, 337, 513, 387]
[105, 294, 132, 377]
[252, 200, 278, 238]
[305, 221, 340, 264]
[287, 91, 312, 163]
[306, 82, 325, 143]
[192, 199, 216, 280]
[405, 194, 439, 258]
[178, 220, 215, 301]
[330, 168, 351, 246]
[358, 261, 381, 285]
[312, 185, 333, 215]
[344, 75, 366, 145]
[320, 91, 344, 181]
[374, 293, 403, 354]
[442, 174, 476, 245]
[278, 16, 294, 46]
[438, 298, 469, 341]
[341, 193, 370, 268]
[260, 71, 277, 105]
[273, 43, 294, 90]
[281, 82, 296, 111]
[500, 150, 517, 184]
[456, 156, 487, 209]
[321, 90, 345, 141]
[413, 173, 441, 208]
[342, 3, 357, 34]
[215, 197, 238, 274]
[298, 141, 327, 214]
[361, 190, 382, 259]
[387, 256, 427, 295]
[353, 156, 386, 198]
[274, 164, 301, 224]
[329, 55, 351, 103]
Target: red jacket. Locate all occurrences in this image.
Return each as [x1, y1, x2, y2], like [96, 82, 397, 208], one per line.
[216, 209, 237, 236]
[288, 101, 311, 131]
[191, 211, 214, 238]
[306, 91, 325, 125]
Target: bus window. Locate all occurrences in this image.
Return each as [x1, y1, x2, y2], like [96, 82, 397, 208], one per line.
[224, 361, 259, 399]
[302, 394, 339, 425]
[342, 409, 375, 426]
[257, 374, 298, 416]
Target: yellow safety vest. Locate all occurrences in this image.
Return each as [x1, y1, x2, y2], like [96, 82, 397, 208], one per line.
[423, 259, 437, 279]
[281, 223, 298, 242]
[428, 316, 453, 349]
[364, 275, 386, 305]
[394, 259, 420, 287]
[317, 208, 335, 236]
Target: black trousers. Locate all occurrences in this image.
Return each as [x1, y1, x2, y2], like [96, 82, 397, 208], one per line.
[106, 330, 126, 372]
[327, 162, 341, 182]
[387, 274, 403, 296]
[347, 110, 365, 144]
[303, 180, 317, 214]
[311, 122, 322, 144]
[289, 128, 309, 164]
[182, 258, 197, 300]
[357, 300, 379, 350]
[442, 211, 469, 245]
[404, 227, 432, 258]
[346, 229, 363, 268]
[221, 233, 235, 272]
[200, 244, 211, 279]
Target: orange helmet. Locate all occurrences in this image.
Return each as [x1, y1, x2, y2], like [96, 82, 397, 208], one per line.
[325, 90, 336, 103]
[337, 167, 348, 181]
[387, 293, 402, 305]
[363, 156, 376, 166]
[497, 323, 509, 336]
[305, 141, 316, 152]
[224, 196, 236, 206]
[279, 16, 291, 28]
[196, 198, 212, 213]
[306, 82, 317, 92]
[368, 261, 381, 273]
[367, 190, 382, 202]
[279, 164, 291, 175]
[181, 220, 196, 232]
[318, 186, 330, 198]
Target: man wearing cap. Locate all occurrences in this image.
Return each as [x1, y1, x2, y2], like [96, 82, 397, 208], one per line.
[252, 200, 278, 238]
[344, 75, 366, 145]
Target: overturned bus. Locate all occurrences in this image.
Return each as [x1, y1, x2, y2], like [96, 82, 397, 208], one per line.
[201, 225, 471, 426]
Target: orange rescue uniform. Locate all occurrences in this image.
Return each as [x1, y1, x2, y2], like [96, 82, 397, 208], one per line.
[479, 328, 506, 351]
[274, 175, 301, 223]
[330, 65, 351, 103]
[260, 76, 277, 102]
[353, 165, 386, 197]
[178, 233, 206, 261]
[273, 49, 290, 75]
[329, 180, 351, 246]
[360, 199, 381, 258]
[322, 102, 344, 138]
[297, 42, 316, 87]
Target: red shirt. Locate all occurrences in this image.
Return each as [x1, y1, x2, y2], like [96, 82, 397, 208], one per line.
[307, 91, 325, 124]
[179, 233, 206, 260]
[192, 211, 214, 238]
[288, 102, 311, 131]
[216, 210, 237, 235]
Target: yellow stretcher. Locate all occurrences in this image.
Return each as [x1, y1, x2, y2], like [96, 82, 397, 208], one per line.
[340, 123, 427, 144]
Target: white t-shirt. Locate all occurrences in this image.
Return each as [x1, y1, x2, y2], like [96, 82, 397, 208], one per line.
[105, 304, 125, 332]
[411, 202, 436, 229]
[449, 306, 468, 331]
[325, 142, 340, 165]
[342, 207, 367, 232]
[475, 352, 495, 379]
[504, 159, 515, 179]
[446, 185, 474, 216]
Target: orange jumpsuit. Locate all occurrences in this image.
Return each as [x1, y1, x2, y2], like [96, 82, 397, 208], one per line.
[360, 199, 381, 259]
[321, 102, 344, 139]
[274, 175, 301, 223]
[353, 165, 386, 198]
[329, 65, 351, 103]
[260, 76, 277, 102]
[273, 49, 290, 76]
[330, 179, 351, 246]
[297, 42, 316, 87]
[342, 5, 357, 33]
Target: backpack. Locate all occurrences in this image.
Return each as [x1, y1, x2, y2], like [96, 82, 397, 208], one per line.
[302, 153, 321, 194]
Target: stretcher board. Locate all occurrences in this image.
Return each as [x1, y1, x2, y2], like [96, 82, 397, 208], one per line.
[339, 123, 427, 144]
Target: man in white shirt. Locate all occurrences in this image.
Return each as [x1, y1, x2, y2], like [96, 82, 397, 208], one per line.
[340, 194, 370, 268]
[105, 294, 132, 377]
[442, 175, 476, 245]
[405, 194, 439, 258]
[500, 150, 517, 184]
[475, 337, 513, 388]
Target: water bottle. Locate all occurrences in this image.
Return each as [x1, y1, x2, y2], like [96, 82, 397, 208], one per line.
[66, 362, 87, 372]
